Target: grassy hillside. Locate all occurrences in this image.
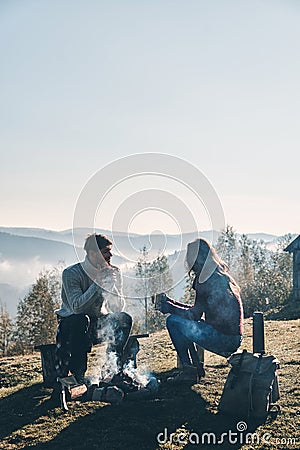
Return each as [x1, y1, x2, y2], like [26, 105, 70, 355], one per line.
[0, 318, 299, 450]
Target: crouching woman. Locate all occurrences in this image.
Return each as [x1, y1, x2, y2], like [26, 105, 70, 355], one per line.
[157, 238, 244, 383]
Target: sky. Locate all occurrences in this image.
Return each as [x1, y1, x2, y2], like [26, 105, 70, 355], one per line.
[0, 0, 299, 236]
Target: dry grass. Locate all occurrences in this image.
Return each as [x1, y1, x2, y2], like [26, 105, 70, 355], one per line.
[0, 317, 299, 450]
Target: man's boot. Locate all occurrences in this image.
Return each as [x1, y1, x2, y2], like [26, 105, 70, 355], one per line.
[72, 370, 86, 385]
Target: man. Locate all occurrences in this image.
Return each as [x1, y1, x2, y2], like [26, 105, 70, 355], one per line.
[55, 233, 132, 384]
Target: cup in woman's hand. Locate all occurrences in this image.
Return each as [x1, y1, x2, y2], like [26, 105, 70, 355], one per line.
[152, 293, 167, 311]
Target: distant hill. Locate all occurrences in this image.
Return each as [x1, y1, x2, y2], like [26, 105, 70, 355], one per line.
[0, 231, 83, 263]
[0, 227, 141, 245]
[0, 227, 291, 317]
[0, 232, 82, 317]
[246, 232, 280, 242]
[0, 231, 125, 317]
[0, 227, 222, 258]
[0, 226, 281, 252]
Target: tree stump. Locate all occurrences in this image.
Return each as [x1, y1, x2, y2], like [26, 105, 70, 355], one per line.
[34, 344, 57, 387]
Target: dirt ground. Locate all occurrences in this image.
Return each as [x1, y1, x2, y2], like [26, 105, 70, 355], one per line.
[0, 317, 299, 450]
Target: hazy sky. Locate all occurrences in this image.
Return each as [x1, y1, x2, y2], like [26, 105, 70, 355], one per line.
[1, 0, 299, 236]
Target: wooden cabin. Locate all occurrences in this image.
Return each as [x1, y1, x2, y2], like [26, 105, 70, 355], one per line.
[284, 235, 300, 301]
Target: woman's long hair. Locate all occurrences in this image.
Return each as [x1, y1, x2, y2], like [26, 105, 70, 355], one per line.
[186, 238, 228, 283]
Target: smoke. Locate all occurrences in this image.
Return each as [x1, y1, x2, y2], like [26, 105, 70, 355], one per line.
[101, 352, 119, 382]
[88, 318, 158, 391]
[87, 319, 120, 384]
[88, 349, 119, 385]
[123, 360, 150, 387]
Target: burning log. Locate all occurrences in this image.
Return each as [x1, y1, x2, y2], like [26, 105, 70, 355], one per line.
[107, 364, 160, 400]
[87, 385, 125, 403]
[124, 376, 160, 401]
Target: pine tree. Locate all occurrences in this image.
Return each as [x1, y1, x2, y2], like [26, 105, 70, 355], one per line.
[216, 225, 238, 275]
[214, 229, 292, 316]
[15, 269, 61, 354]
[233, 235, 293, 316]
[238, 234, 253, 282]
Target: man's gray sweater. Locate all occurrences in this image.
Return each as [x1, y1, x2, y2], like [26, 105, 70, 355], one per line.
[55, 257, 124, 318]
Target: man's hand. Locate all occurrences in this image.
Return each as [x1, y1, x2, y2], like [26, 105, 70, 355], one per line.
[95, 265, 117, 290]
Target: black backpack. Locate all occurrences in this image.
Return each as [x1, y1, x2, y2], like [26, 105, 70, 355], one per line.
[218, 349, 280, 419]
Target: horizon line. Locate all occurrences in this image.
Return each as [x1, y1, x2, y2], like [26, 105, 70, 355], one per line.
[0, 225, 298, 238]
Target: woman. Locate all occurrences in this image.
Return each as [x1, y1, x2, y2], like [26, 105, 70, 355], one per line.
[157, 238, 244, 383]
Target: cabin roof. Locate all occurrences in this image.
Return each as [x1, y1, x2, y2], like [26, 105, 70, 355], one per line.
[284, 235, 300, 253]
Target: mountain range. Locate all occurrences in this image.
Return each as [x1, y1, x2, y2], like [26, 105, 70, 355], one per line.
[0, 226, 283, 317]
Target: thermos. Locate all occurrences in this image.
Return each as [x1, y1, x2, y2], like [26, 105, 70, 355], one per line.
[253, 311, 265, 354]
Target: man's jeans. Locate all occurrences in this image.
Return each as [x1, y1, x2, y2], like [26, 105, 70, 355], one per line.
[55, 312, 132, 381]
[166, 314, 243, 366]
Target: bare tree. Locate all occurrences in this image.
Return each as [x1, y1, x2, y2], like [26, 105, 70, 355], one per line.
[135, 248, 173, 332]
[0, 302, 13, 356]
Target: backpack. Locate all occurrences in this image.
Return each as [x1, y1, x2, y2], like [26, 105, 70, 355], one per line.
[218, 349, 280, 419]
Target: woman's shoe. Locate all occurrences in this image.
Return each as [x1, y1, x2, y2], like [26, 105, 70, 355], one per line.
[167, 365, 199, 384]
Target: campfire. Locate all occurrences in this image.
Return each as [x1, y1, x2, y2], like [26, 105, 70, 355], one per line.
[57, 335, 160, 411]
[87, 364, 159, 403]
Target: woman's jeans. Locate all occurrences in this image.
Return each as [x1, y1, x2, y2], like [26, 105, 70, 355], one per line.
[166, 314, 243, 366]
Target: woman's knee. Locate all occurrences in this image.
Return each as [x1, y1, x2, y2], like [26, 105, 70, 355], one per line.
[166, 314, 180, 331]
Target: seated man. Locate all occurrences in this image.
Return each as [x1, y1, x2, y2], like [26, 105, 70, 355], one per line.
[55, 233, 132, 384]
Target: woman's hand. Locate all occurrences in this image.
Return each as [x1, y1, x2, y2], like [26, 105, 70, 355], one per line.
[154, 293, 172, 314]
